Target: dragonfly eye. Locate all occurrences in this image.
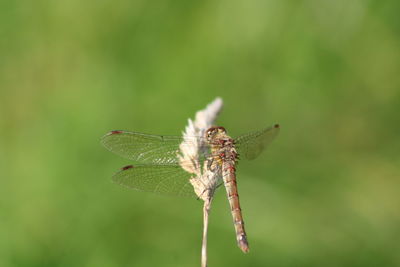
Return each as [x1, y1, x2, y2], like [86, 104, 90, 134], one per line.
[217, 126, 226, 133]
[206, 127, 217, 139]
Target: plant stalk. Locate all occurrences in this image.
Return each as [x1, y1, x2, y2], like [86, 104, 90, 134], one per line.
[201, 197, 212, 267]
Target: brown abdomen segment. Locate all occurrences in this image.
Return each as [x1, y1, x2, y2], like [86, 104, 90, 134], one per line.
[222, 162, 249, 253]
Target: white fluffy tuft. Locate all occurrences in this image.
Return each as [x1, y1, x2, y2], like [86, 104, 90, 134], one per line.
[178, 97, 223, 200]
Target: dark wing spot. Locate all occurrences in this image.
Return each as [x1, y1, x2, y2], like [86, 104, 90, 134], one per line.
[274, 124, 280, 128]
[121, 165, 134, 170]
[108, 130, 124, 135]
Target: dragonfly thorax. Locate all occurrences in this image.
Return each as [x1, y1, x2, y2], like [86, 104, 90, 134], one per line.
[206, 126, 238, 164]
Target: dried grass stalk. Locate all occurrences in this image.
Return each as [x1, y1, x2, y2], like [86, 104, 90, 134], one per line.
[178, 97, 223, 267]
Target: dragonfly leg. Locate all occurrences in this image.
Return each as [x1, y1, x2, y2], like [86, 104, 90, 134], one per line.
[197, 188, 208, 201]
[207, 157, 221, 173]
[196, 187, 215, 201]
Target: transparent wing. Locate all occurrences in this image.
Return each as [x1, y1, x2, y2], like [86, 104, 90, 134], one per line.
[112, 164, 197, 197]
[101, 130, 187, 164]
[235, 124, 280, 160]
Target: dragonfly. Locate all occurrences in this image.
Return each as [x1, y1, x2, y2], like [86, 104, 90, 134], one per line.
[101, 124, 280, 253]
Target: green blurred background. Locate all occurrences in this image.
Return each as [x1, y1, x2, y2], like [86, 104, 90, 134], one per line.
[1, 1, 399, 266]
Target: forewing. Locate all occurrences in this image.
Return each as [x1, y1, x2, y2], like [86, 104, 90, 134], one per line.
[235, 124, 280, 160]
[101, 131, 184, 164]
[112, 164, 196, 197]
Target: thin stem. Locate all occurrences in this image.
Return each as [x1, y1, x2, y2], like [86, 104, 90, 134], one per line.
[201, 197, 212, 267]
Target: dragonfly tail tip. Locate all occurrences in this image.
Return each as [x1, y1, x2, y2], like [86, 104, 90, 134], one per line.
[238, 235, 250, 253]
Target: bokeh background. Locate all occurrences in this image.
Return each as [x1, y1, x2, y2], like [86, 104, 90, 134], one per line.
[1, 1, 399, 266]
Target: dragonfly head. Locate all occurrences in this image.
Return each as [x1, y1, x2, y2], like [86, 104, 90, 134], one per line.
[206, 126, 226, 142]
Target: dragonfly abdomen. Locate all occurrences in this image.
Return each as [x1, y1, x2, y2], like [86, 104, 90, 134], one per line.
[222, 160, 249, 253]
